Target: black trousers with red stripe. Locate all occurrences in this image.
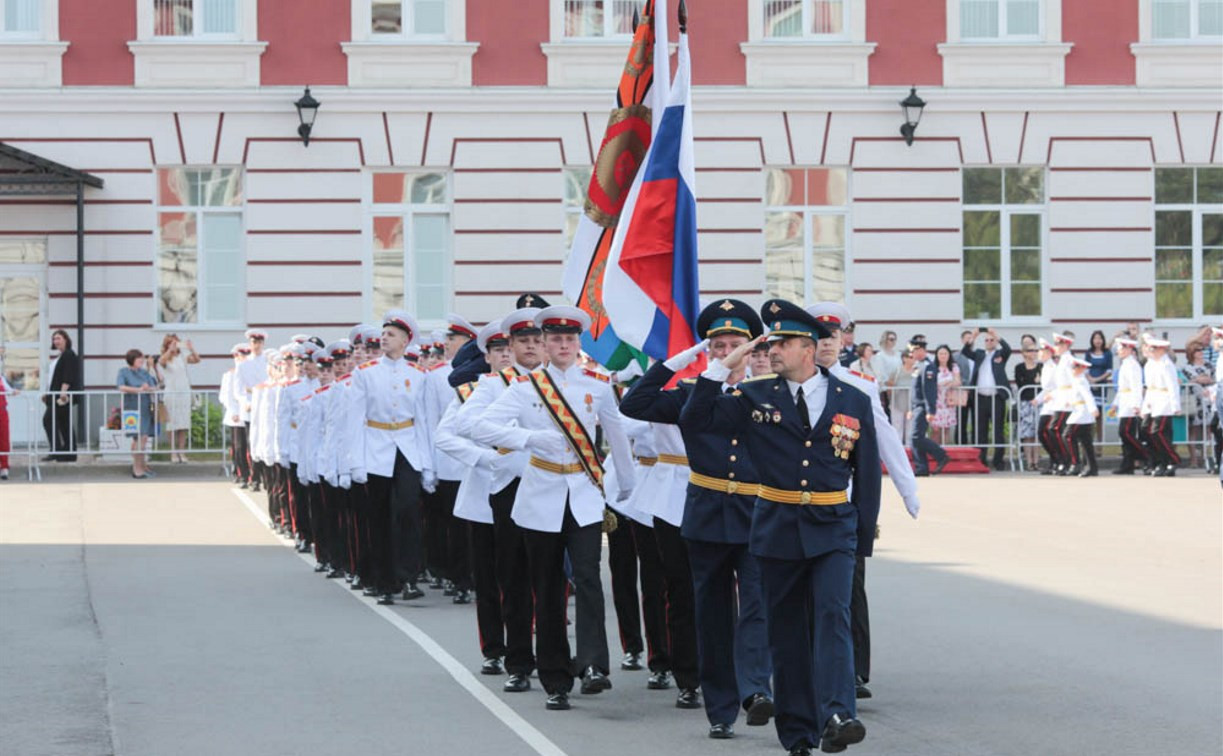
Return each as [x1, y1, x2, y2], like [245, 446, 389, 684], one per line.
[1037, 414, 1060, 467]
[1049, 412, 1074, 467]
[1118, 416, 1148, 471]
[231, 425, 250, 483]
[1145, 415, 1181, 468]
[607, 508, 644, 657]
[653, 518, 700, 691]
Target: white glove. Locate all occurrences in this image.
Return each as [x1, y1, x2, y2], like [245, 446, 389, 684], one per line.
[613, 360, 644, 383]
[478, 449, 501, 469]
[422, 472, 438, 494]
[525, 430, 568, 457]
[352, 469, 368, 485]
[664, 339, 709, 372]
[616, 486, 634, 503]
[902, 493, 920, 520]
[339, 473, 352, 490]
[325, 473, 338, 487]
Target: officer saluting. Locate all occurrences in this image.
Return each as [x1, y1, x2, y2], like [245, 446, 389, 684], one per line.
[346, 310, 437, 605]
[680, 299, 879, 756]
[467, 305, 635, 711]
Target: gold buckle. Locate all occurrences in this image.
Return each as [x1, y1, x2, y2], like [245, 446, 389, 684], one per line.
[726, 480, 739, 495]
[800, 491, 812, 505]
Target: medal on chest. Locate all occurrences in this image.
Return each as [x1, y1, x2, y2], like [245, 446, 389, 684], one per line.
[829, 413, 860, 460]
[584, 393, 593, 413]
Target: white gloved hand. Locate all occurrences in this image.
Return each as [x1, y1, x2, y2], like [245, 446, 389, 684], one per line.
[663, 339, 710, 372]
[613, 360, 644, 383]
[339, 473, 352, 490]
[478, 449, 501, 469]
[422, 472, 438, 494]
[525, 430, 568, 457]
[616, 486, 634, 503]
[325, 473, 338, 487]
[352, 469, 368, 485]
[902, 493, 920, 519]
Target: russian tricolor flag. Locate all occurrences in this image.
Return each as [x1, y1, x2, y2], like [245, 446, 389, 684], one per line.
[602, 30, 700, 362]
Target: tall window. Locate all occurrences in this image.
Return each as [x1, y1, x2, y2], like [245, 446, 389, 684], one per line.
[157, 168, 244, 325]
[370, 173, 451, 324]
[563, 167, 592, 249]
[1154, 167, 1223, 320]
[371, 0, 446, 36]
[1152, 0, 1223, 39]
[563, 0, 640, 38]
[960, 0, 1041, 39]
[764, 168, 849, 304]
[0, 0, 39, 36]
[153, 0, 237, 37]
[962, 167, 1044, 320]
[763, 0, 848, 38]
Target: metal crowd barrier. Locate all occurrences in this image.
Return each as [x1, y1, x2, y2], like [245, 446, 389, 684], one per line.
[3, 388, 233, 481]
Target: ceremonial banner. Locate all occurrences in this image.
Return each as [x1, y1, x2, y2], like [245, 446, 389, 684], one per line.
[561, 0, 669, 371]
[602, 27, 700, 365]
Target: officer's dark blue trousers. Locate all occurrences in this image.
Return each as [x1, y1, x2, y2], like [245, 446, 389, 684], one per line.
[758, 550, 856, 751]
[909, 411, 946, 473]
[687, 539, 771, 726]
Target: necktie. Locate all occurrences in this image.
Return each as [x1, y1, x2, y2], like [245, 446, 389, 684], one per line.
[796, 386, 811, 434]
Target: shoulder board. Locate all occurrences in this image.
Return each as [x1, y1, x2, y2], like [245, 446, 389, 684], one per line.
[583, 368, 610, 382]
[337, 372, 352, 381]
[742, 373, 777, 383]
[358, 359, 378, 370]
[680, 377, 698, 384]
[514, 374, 533, 383]
[300, 393, 314, 402]
[848, 370, 875, 383]
[286, 378, 301, 386]
[314, 385, 330, 394]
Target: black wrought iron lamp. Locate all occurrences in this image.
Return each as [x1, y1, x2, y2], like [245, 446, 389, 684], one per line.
[295, 87, 321, 147]
[899, 87, 926, 147]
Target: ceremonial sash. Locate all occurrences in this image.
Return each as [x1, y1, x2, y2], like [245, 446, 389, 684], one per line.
[454, 381, 476, 404]
[526, 369, 604, 491]
[498, 367, 520, 386]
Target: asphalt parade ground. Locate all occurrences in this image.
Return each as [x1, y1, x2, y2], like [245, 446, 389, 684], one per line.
[2, 469, 1220, 756]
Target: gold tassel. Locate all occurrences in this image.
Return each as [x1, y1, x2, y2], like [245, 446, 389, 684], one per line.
[602, 507, 619, 534]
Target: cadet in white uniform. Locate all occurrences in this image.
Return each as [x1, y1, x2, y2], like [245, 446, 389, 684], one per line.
[347, 310, 436, 605]
[1066, 357, 1099, 476]
[1047, 333, 1077, 475]
[221, 343, 250, 484]
[234, 328, 269, 490]
[1140, 334, 1182, 476]
[467, 306, 635, 711]
[1110, 338, 1147, 475]
[1030, 339, 1061, 474]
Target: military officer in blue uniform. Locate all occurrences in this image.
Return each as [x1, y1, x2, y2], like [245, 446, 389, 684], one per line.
[908, 336, 948, 477]
[680, 299, 879, 756]
[620, 298, 774, 740]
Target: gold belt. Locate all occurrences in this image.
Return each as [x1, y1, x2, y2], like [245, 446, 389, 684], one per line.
[635, 456, 658, 467]
[757, 486, 848, 506]
[689, 471, 759, 497]
[529, 456, 585, 475]
[658, 453, 689, 466]
[497, 447, 513, 455]
[366, 419, 415, 431]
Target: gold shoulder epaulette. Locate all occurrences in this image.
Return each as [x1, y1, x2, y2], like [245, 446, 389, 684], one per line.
[358, 359, 378, 370]
[743, 373, 777, 383]
[848, 369, 875, 383]
[583, 368, 610, 382]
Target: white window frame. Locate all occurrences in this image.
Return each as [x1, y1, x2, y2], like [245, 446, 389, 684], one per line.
[961, 167, 1047, 325]
[144, 0, 247, 40]
[957, 0, 1044, 41]
[1152, 168, 1223, 323]
[758, 0, 851, 41]
[553, 0, 642, 41]
[742, 0, 873, 87]
[1147, 0, 1223, 41]
[763, 167, 853, 307]
[154, 167, 247, 330]
[366, 171, 454, 329]
[353, 0, 465, 42]
[947, 0, 1060, 42]
[0, 0, 54, 39]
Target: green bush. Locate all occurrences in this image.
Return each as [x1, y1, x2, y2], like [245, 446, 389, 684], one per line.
[190, 398, 225, 451]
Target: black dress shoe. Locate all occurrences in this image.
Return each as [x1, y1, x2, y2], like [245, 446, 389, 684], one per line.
[362, 586, 378, 596]
[933, 457, 949, 475]
[708, 723, 735, 739]
[620, 651, 643, 671]
[402, 583, 425, 600]
[239, 480, 249, 489]
[744, 693, 774, 726]
[580, 666, 611, 694]
[429, 576, 445, 590]
[1164, 465, 1177, 477]
[313, 562, 327, 573]
[788, 744, 813, 756]
[855, 675, 872, 699]
[820, 714, 866, 753]
[676, 687, 702, 708]
[377, 594, 395, 606]
[452, 589, 471, 604]
[1078, 469, 1098, 477]
[545, 692, 570, 710]
[480, 657, 505, 675]
[646, 670, 672, 690]
[351, 576, 364, 590]
[325, 567, 344, 579]
[443, 581, 457, 597]
[1153, 466, 1168, 477]
[503, 674, 531, 693]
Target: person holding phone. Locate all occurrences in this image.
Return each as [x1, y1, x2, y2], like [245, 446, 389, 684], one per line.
[962, 327, 1013, 471]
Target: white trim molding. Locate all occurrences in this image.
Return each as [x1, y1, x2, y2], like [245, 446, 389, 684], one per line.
[0, 41, 68, 87]
[1131, 42, 1223, 87]
[128, 41, 268, 88]
[939, 42, 1072, 87]
[342, 41, 479, 87]
[540, 41, 635, 88]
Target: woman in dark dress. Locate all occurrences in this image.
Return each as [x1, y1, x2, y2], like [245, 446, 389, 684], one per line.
[1014, 346, 1043, 470]
[43, 329, 82, 461]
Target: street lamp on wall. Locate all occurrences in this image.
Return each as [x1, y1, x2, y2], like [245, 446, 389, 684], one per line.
[899, 87, 926, 147]
[295, 87, 321, 147]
